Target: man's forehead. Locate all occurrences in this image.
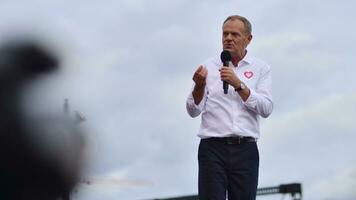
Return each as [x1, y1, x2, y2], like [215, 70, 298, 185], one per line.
[223, 19, 244, 27]
[223, 20, 245, 31]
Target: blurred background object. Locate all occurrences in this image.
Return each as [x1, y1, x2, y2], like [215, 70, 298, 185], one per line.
[0, 39, 85, 200]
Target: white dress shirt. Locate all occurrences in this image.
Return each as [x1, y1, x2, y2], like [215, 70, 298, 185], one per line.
[186, 53, 273, 139]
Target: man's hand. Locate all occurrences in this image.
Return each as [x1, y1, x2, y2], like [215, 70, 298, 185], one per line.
[192, 65, 208, 105]
[193, 65, 208, 87]
[220, 66, 250, 101]
[219, 66, 240, 88]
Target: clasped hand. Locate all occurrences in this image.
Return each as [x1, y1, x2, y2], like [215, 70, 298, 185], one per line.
[193, 65, 208, 87]
[219, 66, 240, 88]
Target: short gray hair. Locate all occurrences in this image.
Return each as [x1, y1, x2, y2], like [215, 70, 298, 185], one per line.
[223, 15, 252, 36]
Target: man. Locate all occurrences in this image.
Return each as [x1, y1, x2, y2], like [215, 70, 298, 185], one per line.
[186, 15, 273, 200]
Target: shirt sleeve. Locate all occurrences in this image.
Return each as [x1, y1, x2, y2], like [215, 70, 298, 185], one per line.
[186, 83, 207, 118]
[243, 65, 273, 118]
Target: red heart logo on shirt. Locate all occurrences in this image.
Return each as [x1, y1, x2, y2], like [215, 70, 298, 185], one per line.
[244, 71, 253, 79]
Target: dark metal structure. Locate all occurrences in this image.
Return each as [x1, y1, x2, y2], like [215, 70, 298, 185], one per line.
[152, 183, 302, 200]
[257, 183, 302, 199]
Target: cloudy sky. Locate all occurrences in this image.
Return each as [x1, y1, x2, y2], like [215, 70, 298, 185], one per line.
[1, 0, 355, 200]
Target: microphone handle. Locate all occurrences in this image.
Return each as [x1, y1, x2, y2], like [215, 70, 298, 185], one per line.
[223, 81, 228, 94]
[223, 61, 229, 94]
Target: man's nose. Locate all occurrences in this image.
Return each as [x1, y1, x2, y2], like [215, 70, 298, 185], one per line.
[225, 33, 232, 41]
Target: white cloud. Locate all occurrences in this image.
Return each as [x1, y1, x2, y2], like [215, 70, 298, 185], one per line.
[311, 167, 356, 200]
[259, 92, 356, 199]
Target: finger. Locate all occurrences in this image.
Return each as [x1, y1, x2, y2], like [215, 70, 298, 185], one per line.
[197, 66, 206, 75]
[195, 65, 204, 73]
[201, 67, 208, 76]
[219, 70, 230, 76]
[220, 69, 227, 74]
[220, 76, 228, 81]
[220, 66, 230, 72]
[220, 73, 232, 79]
[220, 73, 230, 77]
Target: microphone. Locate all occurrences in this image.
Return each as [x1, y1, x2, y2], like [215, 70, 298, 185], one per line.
[220, 50, 231, 94]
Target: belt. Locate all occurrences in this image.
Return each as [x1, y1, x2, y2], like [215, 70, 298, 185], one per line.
[203, 136, 256, 145]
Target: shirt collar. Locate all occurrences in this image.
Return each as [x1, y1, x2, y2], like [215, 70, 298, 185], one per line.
[231, 51, 252, 67]
[217, 51, 253, 67]
[241, 51, 253, 65]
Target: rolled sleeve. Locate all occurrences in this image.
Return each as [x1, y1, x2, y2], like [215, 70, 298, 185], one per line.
[186, 85, 207, 118]
[243, 67, 273, 118]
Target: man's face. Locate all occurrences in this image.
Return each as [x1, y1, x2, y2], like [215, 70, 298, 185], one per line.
[222, 19, 252, 59]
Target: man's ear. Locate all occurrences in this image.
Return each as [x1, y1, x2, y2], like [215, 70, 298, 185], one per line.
[246, 34, 253, 46]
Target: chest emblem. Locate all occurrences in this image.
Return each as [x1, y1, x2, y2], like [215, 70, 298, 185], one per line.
[244, 71, 254, 79]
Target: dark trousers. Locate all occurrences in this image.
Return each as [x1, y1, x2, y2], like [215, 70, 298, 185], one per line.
[198, 138, 259, 200]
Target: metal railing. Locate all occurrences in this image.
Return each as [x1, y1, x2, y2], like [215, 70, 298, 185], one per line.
[152, 183, 302, 200]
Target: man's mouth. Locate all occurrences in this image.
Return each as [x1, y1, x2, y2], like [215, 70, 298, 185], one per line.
[224, 43, 233, 48]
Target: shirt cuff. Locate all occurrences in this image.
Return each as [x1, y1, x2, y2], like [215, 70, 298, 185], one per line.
[242, 89, 258, 108]
[187, 93, 205, 111]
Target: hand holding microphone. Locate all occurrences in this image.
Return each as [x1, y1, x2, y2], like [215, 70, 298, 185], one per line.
[220, 50, 242, 93]
[220, 50, 232, 94]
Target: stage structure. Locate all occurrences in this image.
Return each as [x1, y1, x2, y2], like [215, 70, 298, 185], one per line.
[151, 183, 302, 200]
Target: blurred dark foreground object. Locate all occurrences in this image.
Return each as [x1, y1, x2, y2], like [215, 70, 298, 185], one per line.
[0, 41, 85, 200]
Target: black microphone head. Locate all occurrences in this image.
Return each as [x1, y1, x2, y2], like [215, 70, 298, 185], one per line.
[220, 50, 231, 63]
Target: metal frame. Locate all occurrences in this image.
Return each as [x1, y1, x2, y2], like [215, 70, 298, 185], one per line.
[152, 183, 302, 200]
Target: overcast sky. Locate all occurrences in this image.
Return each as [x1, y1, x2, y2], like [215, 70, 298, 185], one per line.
[1, 0, 356, 200]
